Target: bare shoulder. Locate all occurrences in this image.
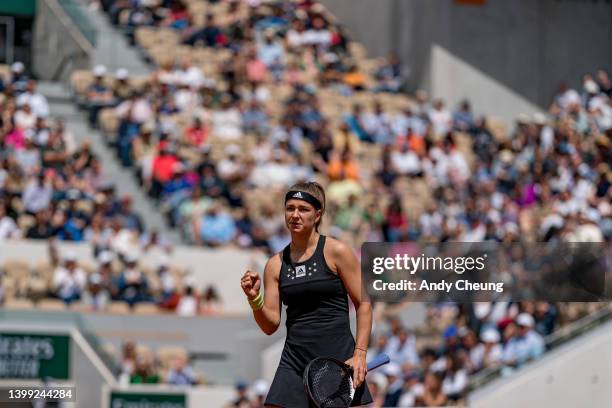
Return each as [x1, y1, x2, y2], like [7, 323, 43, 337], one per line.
[323, 236, 356, 264]
[325, 237, 353, 255]
[264, 251, 283, 279]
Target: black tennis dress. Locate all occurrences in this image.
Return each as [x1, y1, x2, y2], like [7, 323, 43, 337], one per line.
[265, 235, 372, 407]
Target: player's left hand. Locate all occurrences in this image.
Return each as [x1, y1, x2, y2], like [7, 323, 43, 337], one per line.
[345, 350, 367, 388]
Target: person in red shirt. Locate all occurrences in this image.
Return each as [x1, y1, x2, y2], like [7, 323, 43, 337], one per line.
[184, 117, 208, 148]
[151, 143, 179, 199]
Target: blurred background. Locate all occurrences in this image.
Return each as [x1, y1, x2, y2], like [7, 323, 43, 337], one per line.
[0, 0, 610, 407]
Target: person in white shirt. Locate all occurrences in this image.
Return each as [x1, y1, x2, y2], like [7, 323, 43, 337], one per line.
[53, 252, 87, 304]
[0, 204, 21, 241]
[173, 58, 205, 89]
[14, 102, 37, 130]
[22, 173, 52, 214]
[211, 97, 243, 140]
[16, 80, 49, 118]
[470, 329, 503, 372]
[176, 286, 198, 316]
[441, 353, 468, 400]
[115, 91, 154, 125]
[428, 100, 452, 137]
[385, 328, 419, 367]
[391, 144, 421, 176]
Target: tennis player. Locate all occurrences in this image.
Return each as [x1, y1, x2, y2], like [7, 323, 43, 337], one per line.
[240, 181, 373, 407]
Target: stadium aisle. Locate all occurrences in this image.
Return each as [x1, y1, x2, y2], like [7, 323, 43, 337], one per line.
[38, 80, 181, 244]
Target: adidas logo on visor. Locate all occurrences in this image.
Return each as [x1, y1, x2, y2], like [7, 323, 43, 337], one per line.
[293, 192, 303, 198]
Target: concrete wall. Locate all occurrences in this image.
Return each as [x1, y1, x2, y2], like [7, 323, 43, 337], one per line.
[32, 0, 92, 81]
[0, 240, 267, 314]
[470, 320, 612, 408]
[321, 0, 612, 125]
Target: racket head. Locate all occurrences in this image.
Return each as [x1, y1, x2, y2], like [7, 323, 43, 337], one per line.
[303, 357, 355, 408]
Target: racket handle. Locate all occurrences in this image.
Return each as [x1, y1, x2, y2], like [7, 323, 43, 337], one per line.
[367, 353, 390, 371]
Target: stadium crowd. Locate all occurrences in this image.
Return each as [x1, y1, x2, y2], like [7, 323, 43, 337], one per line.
[1, 0, 610, 404]
[85, 0, 611, 254]
[80, 1, 612, 402]
[0, 61, 222, 315]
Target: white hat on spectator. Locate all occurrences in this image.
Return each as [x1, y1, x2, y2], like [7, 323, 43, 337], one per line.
[499, 149, 514, 164]
[224, 144, 241, 156]
[98, 251, 114, 265]
[125, 253, 139, 264]
[480, 329, 500, 343]
[11, 61, 24, 73]
[516, 313, 535, 328]
[156, 255, 170, 269]
[533, 112, 548, 126]
[253, 379, 269, 396]
[383, 363, 401, 378]
[116, 68, 129, 80]
[142, 121, 155, 133]
[93, 64, 107, 77]
[584, 80, 599, 95]
[64, 251, 78, 262]
[89, 273, 102, 285]
[516, 113, 530, 124]
[370, 372, 388, 389]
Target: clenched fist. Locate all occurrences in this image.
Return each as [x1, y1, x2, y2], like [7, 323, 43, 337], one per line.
[240, 270, 261, 300]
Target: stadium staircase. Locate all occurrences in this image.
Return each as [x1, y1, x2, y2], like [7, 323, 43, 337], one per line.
[38, 81, 181, 245]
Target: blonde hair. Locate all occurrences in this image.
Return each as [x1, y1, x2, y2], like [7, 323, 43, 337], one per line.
[287, 181, 326, 231]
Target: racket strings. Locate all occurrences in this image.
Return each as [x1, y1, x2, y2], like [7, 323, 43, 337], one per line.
[308, 360, 354, 408]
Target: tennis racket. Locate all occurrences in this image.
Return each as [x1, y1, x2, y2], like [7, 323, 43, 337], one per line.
[303, 353, 390, 408]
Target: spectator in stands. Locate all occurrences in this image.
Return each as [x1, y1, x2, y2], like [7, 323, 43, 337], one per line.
[87, 65, 114, 128]
[201, 284, 223, 314]
[115, 90, 154, 166]
[194, 204, 237, 247]
[250, 379, 269, 408]
[386, 327, 419, 369]
[82, 272, 110, 311]
[230, 379, 250, 408]
[382, 363, 404, 407]
[10, 61, 28, 93]
[428, 100, 452, 137]
[155, 257, 177, 308]
[502, 313, 545, 368]
[176, 284, 199, 316]
[0, 201, 20, 240]
[120, 340, 137, 377]
[16, 79, 49, 119]
[52, 252, 86, 304]
[117, 195, 144, 233]
[14, 101, 36, 131]
[183, 12, 221, 47]
[150, 143, 179, 199]
[140, 228, 173, 253]
[471, 329, 503, 372]
[130, 354, 160, 384]
[26, 209, 54, 239]
[113, 68, 132, 102]
[418, 371, 448, 407]
[442, 352, 468, 402]
[345, 104, 372, 143]
[374, 53, 403, 93]
[166, 355, 198, 386]
[453, 100, 476, 134]
[117, 253, 149, 307]
[212, 96, 243, 141]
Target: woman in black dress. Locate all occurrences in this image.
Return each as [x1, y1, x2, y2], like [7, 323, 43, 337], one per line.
[240, 181, 373, 407]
